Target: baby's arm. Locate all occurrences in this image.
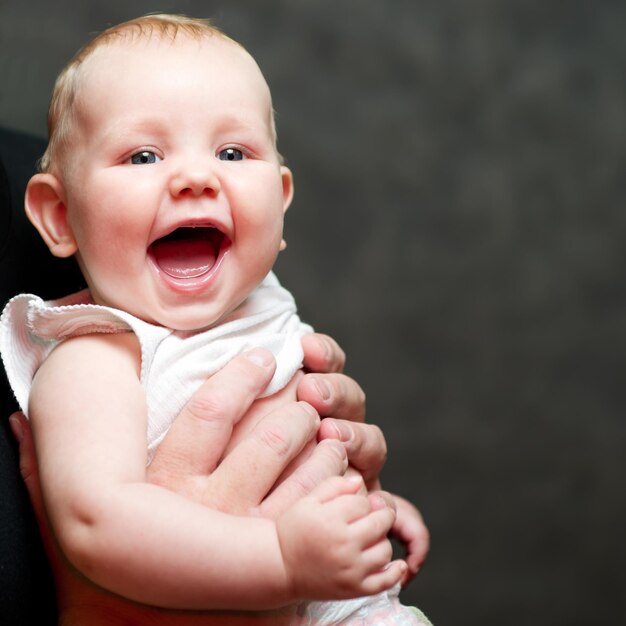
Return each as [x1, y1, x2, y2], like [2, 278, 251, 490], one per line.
[29, 332, 402, 609]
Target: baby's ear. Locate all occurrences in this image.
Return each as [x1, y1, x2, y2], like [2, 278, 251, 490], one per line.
[280, 165, 294, 213]
[278, 166, 294, 251]
[25, 173, 78, 258]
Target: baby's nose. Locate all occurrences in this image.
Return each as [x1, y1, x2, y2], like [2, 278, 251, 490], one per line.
[170, 161, 221, 197]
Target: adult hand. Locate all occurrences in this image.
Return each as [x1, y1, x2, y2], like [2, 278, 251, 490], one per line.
[298, 333, 383, 487]
[390, 494, 430, 585]
[147, 333, 390, 517]
[298, 333, 430, 586]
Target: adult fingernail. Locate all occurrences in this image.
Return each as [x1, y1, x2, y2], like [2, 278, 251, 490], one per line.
[316, 335, 332, 360]
[326, 440, 347, 462]
[335, 421, 353, 442]
[298, 401, 319, 418]
[9, 415, 24, 443]
[312, 377, 332, 401]
[243, 348, 274, 368]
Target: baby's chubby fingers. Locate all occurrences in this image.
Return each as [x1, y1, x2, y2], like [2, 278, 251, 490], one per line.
[359, 559, 408, 597]
[350, 498, 397, 547]
[307, 473, 366, 504]
[359, 536, 394, 576]
[368, 490, 397, 514]
[308, 477, 397, 530]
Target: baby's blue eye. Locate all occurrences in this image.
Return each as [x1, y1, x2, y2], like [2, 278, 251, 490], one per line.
[130, 151, 160, 165]
[218, 148, 244, 161]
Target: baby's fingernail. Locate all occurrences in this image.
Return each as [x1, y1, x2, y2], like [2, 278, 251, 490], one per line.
[385, 560, 407, 573]
[346, 474, 364, 486]
[370, 494, 386, 509]
[243, 348, 274, 367]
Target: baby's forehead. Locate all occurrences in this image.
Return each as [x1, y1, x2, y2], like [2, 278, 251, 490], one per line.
[66, 32, 276, 148]
[83, 31, 250, 73]
[76, 33, 267, 105]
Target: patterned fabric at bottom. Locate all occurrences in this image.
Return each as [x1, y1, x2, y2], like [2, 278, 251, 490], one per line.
[297, 584, 433, 625]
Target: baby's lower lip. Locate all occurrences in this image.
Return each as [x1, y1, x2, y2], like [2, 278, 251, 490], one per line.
[149, 248, 229, 293]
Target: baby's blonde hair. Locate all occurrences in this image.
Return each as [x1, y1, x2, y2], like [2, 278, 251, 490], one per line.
[39, 14, 278, 173]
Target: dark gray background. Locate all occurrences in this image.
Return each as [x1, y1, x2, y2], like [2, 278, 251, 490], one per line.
[1, 1, 625, 624]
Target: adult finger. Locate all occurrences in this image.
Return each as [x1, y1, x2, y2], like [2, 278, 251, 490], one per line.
[301, 333, 345, 374]
[200, 401, 320, 514]
[9, 412, 59, 564]
[318, 419, 387, 487]
[257, 438, 348, 518]
[296, 372, 366, 422]
[148, 349, 275, 487]
[391, 494, 430, 585]
[9, 413, 43, 520]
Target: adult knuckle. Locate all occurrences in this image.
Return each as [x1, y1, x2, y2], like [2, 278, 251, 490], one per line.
[287, 471, 318, 498]
[367, 424, 387, 463]
[329, 341, 346, 373]
[257, 422, 292, 458]
[320, 333, 345, 372]
[184, 392, 228, 424]
[319, 438, 348, 466]
[336, 375, 365, 416]
[344, 376, 365, 402]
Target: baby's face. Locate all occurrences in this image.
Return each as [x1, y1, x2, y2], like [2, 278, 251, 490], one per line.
[58, 35, 292, 330]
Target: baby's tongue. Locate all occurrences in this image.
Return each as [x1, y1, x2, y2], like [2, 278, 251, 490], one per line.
[151, 232, 217, 279]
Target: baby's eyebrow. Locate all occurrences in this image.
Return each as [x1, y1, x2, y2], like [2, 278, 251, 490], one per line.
[211, 106, 273, 129]
[101, 113, 171, 139]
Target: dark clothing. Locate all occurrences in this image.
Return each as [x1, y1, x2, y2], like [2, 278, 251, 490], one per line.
[0, 127, 83, 626]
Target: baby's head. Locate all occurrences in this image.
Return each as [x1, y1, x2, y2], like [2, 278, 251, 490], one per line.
[40, 14, 280, 175]
[27, 14, 294, 331]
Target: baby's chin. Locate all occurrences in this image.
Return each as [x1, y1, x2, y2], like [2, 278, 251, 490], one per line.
[87, 276, 245, 332]
[141, 301, 238, 333]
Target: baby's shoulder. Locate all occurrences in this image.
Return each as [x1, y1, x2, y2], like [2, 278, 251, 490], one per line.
[39, 328, 143, 382]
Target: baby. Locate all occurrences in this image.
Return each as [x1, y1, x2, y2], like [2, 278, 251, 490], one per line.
[0, 14, 430, 625]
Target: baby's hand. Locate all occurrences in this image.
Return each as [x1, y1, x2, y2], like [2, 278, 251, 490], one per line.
[276, 475, 407, 601]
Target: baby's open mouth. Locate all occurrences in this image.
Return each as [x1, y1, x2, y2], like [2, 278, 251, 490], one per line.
[149, 227, 229, 279]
